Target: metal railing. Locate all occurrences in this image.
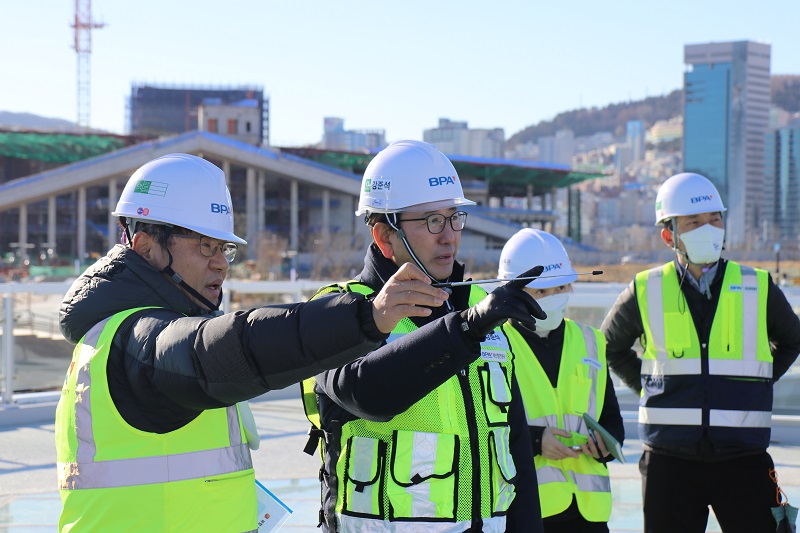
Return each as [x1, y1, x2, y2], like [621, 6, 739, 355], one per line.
[2, 280, 800, 406]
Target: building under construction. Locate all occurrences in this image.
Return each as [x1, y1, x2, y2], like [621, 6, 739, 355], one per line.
[129, 84, 269, 145]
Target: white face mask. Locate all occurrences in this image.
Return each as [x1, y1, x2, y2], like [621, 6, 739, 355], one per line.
[676, 224, 725, 265]
[532, 292, 570, 334]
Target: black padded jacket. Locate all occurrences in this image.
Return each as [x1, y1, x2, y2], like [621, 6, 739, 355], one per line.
[312, 244, 542, 532]
[59, 244, 389, 433]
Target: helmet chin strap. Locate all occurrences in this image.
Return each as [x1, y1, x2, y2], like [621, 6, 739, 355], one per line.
[161, 250, 221, 312]
[122, 219, 223, 312]
[386, 212, 454, 312]
[670, 227, 692, 264]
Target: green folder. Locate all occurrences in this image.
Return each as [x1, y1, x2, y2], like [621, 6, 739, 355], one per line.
[583, 412, 626, 464]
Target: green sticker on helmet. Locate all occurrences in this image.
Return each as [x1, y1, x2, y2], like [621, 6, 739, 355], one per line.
[133, 180, 168, 197]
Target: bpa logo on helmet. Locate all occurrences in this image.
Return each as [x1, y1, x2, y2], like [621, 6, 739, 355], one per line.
[211, 203, 231, 215]
[428, 176, 457, 187]
[543, 263, 563, 273]
[690, 195, 713, 204]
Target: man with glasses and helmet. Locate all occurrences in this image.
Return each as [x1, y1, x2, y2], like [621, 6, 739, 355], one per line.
[56, 153, 458, 531]
[302, 140, 547, 532]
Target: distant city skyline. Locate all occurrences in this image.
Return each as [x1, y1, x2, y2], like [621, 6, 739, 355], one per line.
[3, 1, 800, 146]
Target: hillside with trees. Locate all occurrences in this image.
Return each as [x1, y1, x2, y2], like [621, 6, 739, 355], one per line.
[0, 111, 83, 133]
[507, 90, 683, 148]
[509, 75, 800, 149]
[772, 75, 800, 113]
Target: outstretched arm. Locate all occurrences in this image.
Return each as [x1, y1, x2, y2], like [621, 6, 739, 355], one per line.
[117, 290, 391, 416]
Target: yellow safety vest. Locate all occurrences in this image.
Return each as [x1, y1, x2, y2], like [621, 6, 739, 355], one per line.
[635, 261, 773, 449]
[55, 308, 256, 532]
[506, 319, 612, 522]
[303, 282, 518, 533]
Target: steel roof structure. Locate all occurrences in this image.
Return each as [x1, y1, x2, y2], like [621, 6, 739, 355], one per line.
[0, 131, 361, 211]
[0, 132, 608, 266]
[280, 147, 605, 191]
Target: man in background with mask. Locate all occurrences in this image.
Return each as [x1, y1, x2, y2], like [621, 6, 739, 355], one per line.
[601, 172, 800, 533]
[499, 229, 623, 532]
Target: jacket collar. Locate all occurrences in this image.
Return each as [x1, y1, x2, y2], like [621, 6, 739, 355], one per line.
[60, 245, 208, 343]
[356, 243, 471, 325]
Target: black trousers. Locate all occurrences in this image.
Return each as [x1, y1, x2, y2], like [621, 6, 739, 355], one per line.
[541, 497, 609, 533]
[543, 517, 609, 533]
[639, 450, 778, 533]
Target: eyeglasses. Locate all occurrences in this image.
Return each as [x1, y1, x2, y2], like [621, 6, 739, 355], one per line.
[172, 234, 238, 263]
[399, 211, 468, 234]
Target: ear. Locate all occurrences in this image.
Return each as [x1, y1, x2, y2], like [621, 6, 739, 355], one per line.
[132, 232, 168, 269]
[131, 231, 152, 257]
[660, 227, 674, 248]
[372, 222, 395, 259]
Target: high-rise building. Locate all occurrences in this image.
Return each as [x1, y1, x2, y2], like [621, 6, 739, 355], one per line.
[764, 124, 800, 243]
[129, 84, 269, 145]
[683, 41, 771, 248]
[626, 120, 645, 162]
[424, 118, 505, 158]
[322, 117, 386, 152]
[537, 129, 574, 165]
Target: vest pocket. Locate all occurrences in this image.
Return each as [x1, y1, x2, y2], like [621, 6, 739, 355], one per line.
[341, 436, 385, 518]
[569, 374, 592, 413]
[481, 362, 512, 426]
[489, 426, 517, 514]
[387, 430, 458, 520]
[664, 311, 691, 352]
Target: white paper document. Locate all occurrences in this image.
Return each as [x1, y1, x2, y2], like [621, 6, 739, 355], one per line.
[256, 480, 293, 533]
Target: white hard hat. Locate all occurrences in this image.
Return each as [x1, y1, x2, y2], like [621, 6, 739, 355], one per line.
[355, 140, 476, 217]
[112, 153, 246, 244]
[655, 172, 726, 226]
[498, 228, 577, 289]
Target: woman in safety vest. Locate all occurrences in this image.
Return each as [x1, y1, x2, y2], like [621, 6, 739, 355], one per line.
[499, 228, 624, 533]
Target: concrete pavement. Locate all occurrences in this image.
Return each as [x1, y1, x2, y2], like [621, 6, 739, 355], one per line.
[3, 388, 800, 532]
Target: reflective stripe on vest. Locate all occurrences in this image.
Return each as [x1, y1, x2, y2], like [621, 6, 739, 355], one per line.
[639, 406, 771, 428]
[635, 261, 773, 448]
[58, 310, 252, 490]
[515, 321, 600, 438]
[308, 282, 515, 531]
[338, 515, 507, 533]
[507, 319, 612, 522]
[536, 465, 611, 494]
[639, 263, 771, 378]
[404, 432, 450, 517]
[491, 425, 517, 514]
[347, 436, 380, 515]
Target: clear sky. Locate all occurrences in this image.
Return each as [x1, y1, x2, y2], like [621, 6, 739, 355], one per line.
[2, 1, 800, 147]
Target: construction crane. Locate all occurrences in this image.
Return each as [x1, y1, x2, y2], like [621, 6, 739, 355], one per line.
[71, 0, 105, 131]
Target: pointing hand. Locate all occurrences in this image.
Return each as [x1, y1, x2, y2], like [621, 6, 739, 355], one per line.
[459, 265, 547, 342]
[371, 263, 450, 334]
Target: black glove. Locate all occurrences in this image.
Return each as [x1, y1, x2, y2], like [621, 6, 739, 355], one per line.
[459, 265, 547, 342]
